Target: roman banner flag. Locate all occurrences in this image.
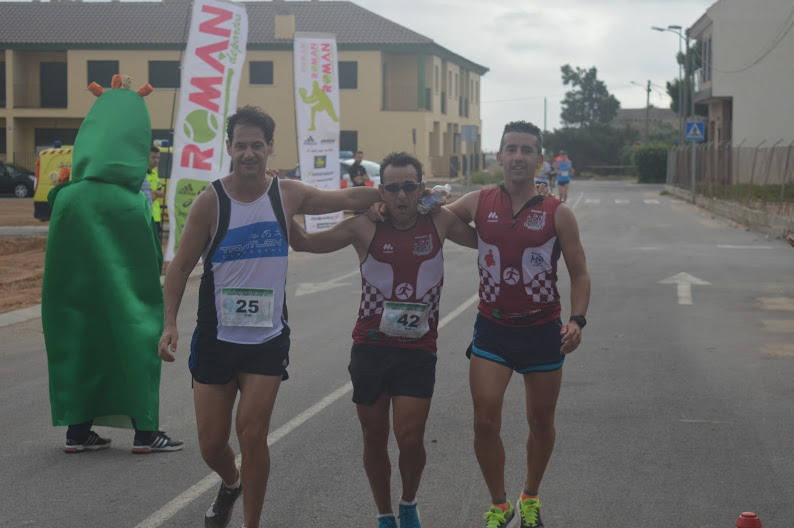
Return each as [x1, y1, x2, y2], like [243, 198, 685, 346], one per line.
[293, 32, 343, 232]
[166, 0, 248, 260]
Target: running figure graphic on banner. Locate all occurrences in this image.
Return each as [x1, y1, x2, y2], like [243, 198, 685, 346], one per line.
[299, 80, 339, 131]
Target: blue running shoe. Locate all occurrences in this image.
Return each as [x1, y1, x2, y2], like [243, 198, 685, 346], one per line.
[378, 515, 398, 528]
[398, 503, 421, 528]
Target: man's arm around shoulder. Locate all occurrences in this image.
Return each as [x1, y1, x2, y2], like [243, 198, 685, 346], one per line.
[289, 213, 374, 261]
[434, 206, 477, 249]
[281, 178, 380, 216]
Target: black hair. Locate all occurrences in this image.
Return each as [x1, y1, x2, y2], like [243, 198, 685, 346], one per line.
[226, 105, 275, 144]
[499, 121, 543, 152]
[380, 152, 423, 182]
[150, 145, 160, 154]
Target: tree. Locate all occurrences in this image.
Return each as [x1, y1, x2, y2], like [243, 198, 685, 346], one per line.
[560, 65, 620, 127]
[665, 42, 704, 114]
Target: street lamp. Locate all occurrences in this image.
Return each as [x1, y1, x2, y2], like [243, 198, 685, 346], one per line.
[651, 25, 685, 144]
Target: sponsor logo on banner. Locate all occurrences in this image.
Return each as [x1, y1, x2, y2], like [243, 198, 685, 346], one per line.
[294, 33, 342, 233]
[165, 0, 248, 260]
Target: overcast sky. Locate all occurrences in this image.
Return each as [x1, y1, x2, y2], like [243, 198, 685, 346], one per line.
[354, 0, 715, 150]
[13, 0, 716, 150]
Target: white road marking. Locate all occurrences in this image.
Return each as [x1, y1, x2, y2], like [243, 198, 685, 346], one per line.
[643, 199, 660, 204]
[717, 245, 774, 249]
[133, 292, 479, 528]
[637, 246, 661, 251]
[295, 270, 359, 296]
[584, 198, 601, 204]
[570, 192, 584, 209]
[658, 272, 711, 305]
[614, 199, 630, 204]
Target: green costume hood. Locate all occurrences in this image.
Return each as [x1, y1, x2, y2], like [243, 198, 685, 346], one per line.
[71, 89, 150, 190]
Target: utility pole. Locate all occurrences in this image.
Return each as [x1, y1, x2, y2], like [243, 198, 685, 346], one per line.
[686, 31, 696, 204]
[645, 79, 651, 143]
[543, 96, 547, 133]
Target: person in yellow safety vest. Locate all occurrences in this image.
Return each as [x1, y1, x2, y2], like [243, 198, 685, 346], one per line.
[146, 145, 163, 240]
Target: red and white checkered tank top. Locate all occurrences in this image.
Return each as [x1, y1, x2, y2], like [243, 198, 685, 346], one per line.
[352, 215, 443, 352]
[475, 186, 562, 327]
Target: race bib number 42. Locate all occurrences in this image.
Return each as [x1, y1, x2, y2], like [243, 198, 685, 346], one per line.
[220, 288, 274, 327]
[379, 301, 430, 338]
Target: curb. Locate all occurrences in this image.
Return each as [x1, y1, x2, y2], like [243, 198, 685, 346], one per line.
[0, 266, 203, 329]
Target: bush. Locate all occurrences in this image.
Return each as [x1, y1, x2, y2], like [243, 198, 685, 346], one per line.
[632, 143, 668, 183]
[470, 170, 503, 185]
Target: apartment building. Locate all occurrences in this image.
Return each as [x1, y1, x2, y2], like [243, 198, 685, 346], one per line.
[689, 0, 794, 146]
[1, 0, 488, 177]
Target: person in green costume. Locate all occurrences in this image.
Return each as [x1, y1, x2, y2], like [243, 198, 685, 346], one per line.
[42, 75, 183, 454]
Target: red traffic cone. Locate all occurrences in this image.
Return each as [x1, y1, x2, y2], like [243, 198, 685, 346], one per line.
[735, 512, 761, 528]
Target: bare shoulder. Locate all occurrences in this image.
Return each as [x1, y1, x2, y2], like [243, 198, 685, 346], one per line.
[554, 202, 580, 238]
[278, 178, 311, 217]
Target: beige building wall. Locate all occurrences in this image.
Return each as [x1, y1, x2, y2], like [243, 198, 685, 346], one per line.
[3, 47, 483, 176]
[705, 0, 794, 144]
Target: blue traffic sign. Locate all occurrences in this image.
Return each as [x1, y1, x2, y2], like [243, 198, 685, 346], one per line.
[686, 120, 705, 142]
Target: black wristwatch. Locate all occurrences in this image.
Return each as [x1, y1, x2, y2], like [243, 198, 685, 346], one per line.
[569, 315, 587, 329]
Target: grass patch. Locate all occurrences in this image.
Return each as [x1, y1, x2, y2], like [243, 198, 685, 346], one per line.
[470, 170, 503, 185]
[659, 189, 670, 196]
[700, 183, 794, 203]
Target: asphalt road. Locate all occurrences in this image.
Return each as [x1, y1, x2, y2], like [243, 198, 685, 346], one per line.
[1, 180, 793, 528]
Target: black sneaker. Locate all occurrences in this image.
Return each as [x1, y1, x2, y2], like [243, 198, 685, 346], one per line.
[132, 431, 184, 454]
[205, 482, 242, 528]
[64, 431, 111, 453]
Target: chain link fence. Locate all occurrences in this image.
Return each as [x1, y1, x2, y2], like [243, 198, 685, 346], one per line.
[667, 141, 794, 217]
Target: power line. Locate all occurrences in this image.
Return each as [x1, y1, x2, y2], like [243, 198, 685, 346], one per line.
[481, 94, 564, 104]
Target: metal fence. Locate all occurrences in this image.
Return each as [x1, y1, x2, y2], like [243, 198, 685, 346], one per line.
[667, 141, 794, 215]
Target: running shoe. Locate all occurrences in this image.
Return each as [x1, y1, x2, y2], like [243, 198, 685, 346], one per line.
[205, 482, 242, 528]
[483, 500, 516, 528]
[132, 431, 184, 454]
[63, 431, 111, 453]
[517, 496, 543, 528]
[378, 515, 398, 528]
[398, 503, 421, 528]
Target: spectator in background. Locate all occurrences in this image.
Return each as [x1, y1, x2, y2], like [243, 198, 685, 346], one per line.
[350, 150, 370, 187]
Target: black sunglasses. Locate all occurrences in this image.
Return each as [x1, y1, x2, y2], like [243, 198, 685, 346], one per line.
[383, 181, 420, 193]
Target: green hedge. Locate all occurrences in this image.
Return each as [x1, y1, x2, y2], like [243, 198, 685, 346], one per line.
[632, 143, 668, 183]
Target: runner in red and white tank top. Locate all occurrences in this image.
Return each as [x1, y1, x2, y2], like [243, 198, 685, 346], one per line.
[353, 214, 443, 352]
[288, 152, 477, 527]
[474, 185, 563, 327]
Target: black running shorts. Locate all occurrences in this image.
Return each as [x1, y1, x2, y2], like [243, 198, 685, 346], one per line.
[348, 344, 437, 405]
[189, 327, 290, 384]
[466, 314, 564, 373]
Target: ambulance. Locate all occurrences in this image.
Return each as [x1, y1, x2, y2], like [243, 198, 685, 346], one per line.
[33, 144, 73, 221]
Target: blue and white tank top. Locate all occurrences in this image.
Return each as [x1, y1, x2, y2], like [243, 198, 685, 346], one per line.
[556, 160, 571, 182]
[196, 178, 289, 344]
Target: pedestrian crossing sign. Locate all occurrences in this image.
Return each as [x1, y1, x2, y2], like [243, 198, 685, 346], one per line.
[686, 120, 705, 141]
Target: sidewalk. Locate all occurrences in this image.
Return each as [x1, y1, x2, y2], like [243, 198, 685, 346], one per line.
[0, 226, 48, 236]
[0, 266, 203, 329]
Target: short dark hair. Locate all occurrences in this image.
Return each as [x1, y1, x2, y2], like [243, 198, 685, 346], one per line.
[380, 152, 423, 182]
[150, 145, 160, 154]
[499, 121, 543, 152]
[227, 105, 275, 144]
[356, 150, 363, 155]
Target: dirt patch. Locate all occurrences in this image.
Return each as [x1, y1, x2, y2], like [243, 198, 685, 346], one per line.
[0, 198, 47, 226]
[0, 236, 46, 313]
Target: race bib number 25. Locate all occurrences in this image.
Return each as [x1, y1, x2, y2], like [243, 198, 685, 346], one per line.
[220, 288, 274, 328]
[379, 301, 430, 338]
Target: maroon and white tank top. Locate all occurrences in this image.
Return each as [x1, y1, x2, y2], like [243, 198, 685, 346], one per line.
[352, 215, 443, 352]
[475, 186, 562, 327]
